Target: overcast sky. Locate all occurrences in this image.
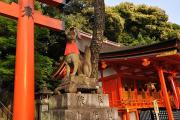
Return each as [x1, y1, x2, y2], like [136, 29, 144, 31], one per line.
[105, 0, 180, 25]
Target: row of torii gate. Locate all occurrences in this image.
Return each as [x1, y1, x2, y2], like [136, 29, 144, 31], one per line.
[0, 0, 65, 120]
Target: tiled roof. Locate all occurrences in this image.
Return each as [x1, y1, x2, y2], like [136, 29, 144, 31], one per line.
[78, 31, 124, 53]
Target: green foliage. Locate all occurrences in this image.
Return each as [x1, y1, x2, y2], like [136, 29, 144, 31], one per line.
[106, 2, 180, 45]
[65, 13, 88, 30]
[0, 55, 15, 82]
[172, 23, 180, 30]
[35, 52, 54, 90]
[0, 17, 16, 86]
[35, 26, 50, 55]
[0, 55, 15, 104]
[104, 8, 125, 41]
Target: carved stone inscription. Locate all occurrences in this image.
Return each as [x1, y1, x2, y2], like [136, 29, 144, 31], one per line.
[98, 95, 104, 106]
[77, 94, 86, 106]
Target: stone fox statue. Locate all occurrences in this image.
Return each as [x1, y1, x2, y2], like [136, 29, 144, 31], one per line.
[64, 27, 79, 77]
[78, 46, 92, 77]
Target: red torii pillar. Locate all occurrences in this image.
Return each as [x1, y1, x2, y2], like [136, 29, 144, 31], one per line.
[0, 0, 64, 120]
[13, 0, 35, 119]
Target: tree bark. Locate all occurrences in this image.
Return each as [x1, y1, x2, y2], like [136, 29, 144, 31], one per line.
[90, 0, 105, 79]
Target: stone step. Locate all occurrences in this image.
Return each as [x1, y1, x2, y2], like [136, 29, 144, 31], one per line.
[48, 93, 109, 109]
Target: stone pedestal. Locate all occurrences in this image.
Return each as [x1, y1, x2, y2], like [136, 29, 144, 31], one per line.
[37, 76, 119, 120]
[47, 93, 119, 120]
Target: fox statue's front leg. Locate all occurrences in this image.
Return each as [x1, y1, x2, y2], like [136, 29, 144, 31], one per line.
[71, 53, 79, 76]
[65, 53, 79, 78]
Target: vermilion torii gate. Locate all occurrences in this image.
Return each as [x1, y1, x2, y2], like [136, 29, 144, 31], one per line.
[0, 0, 64, 120]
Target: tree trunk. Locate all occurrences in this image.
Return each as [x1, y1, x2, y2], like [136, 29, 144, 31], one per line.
[90, 0, 105, 79]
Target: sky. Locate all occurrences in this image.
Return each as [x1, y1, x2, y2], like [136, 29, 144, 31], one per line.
[105, 0, 180, 25]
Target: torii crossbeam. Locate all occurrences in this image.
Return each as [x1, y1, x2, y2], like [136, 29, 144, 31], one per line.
[0, 0, 65, 120]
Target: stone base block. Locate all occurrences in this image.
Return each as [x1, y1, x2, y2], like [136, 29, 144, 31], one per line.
[49, 108, 119, 120]
[39, 93, 120, 120]
[49, 93, 109, 109]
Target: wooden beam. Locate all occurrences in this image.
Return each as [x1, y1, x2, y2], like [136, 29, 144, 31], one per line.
[122, 74, 156, 81]
[0, 2, 19, 19]
[0, 2, 64, 31]
[34, 11, 64, 31]
[113, 64, 157, 78]
[38, 0, 65, 6]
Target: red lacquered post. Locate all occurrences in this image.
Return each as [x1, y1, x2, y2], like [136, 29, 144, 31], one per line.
[126, 110, 130, 120]
[157, 68, 174, 120]
[13, 0, 34, 120]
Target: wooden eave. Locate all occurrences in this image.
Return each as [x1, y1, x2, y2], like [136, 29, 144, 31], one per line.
[100, 39, 180, 61]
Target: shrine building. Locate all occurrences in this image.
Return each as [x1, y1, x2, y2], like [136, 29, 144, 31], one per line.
[100, 39, 180, 120]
